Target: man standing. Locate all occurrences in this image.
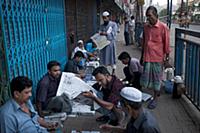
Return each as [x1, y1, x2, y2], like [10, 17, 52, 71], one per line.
[0, 76, 57, 133]
[124, 16, 130, 46]
[129, 15, 135, 45]
[36, 61, 72, 117]
[99, 11, 118, 74]
[140, 6, 170, 109]
[82, 66, 124, 126]
[100, 87, 161, 133]
[118, 51, 143, 89]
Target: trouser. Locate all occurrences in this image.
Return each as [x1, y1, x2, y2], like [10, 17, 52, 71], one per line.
[123, 66, 141, 89]
[124, 32, 130, 46]
[129, 31, 134, 44]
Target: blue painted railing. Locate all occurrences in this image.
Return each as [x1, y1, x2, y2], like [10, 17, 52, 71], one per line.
[175, 28, 200, 109]
[0, 0, 67, 101]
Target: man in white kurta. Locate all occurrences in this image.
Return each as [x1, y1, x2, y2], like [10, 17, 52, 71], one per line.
[99, 11, 118, 74]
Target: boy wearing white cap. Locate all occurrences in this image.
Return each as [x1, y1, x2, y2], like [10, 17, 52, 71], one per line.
[99, 11, 118, 74]
[100, 87, 160, 133]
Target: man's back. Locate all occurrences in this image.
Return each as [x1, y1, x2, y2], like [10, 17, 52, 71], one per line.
[64, 59, 79, 74]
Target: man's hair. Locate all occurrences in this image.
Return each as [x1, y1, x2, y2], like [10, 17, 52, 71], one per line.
[146, 6, 158, 18]
[47, 60, 60, 70]
[10, 76, 33, 97]
[118, 51, 131, 60]
[92, 66, 110, 76]
[74, 51, 84, 58]
[131, 15, 134, 20]
[122, 98, 142, 110]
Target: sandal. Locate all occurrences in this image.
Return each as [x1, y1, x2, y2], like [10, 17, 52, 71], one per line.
[147, 100, 157, 109]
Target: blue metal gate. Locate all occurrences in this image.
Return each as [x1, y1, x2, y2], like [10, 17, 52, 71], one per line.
[0, 0, 67, 100]
[175, 28, 200, 109]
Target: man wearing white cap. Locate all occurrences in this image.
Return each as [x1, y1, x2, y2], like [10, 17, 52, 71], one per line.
[99, 11, 118, 74]
[100, 87, 160, 133]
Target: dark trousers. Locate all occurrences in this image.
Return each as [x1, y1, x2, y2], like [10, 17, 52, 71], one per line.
[124, 32, 130, 46]
[123, 66, 141, 89]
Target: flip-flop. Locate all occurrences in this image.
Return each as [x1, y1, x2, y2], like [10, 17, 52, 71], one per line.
[147, 100, 157, 109]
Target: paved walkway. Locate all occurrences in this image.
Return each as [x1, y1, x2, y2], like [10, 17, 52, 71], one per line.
[62, 25, 200, 133]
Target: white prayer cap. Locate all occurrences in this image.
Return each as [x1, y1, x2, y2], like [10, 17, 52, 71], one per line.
[120, 87, 142, 102]
[102, 11, 110, 17]
[78, 40, 83, 44]
[174, 76, 183, 83]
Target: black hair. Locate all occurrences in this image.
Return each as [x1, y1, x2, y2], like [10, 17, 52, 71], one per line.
[74, 51, 84, 58]
[124, 16, 127, 20]
[146, 6, 158, 18]
[92, 66, 110, 76]
[118, 51, 131, 60]
[10, 76, 33, 97]
[131, 15, 135, 20]
[47, 60, 60, 70]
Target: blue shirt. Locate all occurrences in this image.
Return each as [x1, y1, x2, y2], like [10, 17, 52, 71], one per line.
[85, 42, 96, 53]
[0, 99, 48, 133]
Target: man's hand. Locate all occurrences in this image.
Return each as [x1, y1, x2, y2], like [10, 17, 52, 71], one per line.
[38, 117, 59, 130]
[140, 58, 144, 66]
[164, 60, 172, 69]
[99, 124, 114, 131]
[100, 32, 107, 36]
[99, 123, 125, 133]
[47, 122, 59, 130]
[82, 91, 95, 99]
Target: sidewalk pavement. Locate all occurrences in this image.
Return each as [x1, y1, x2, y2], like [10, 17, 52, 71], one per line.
[62, 25, 200, 133]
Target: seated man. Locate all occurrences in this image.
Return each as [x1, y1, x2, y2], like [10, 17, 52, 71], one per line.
[72, 40, 87, 67]
[72, 40, 87, 58]
[82, 66, 125, 126]
[100, 87, 161, 133]
[118, 51, 143, 89]
[0, 76, 57, 133]
[36, 61, 72, 117]
[85, 39, 98, 61]
[64, 51, 85, 78]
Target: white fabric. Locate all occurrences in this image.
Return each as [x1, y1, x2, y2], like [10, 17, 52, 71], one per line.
[120, 87, 142, 102]
[102, 11, 109, 17]
[78, 40, 83, 44]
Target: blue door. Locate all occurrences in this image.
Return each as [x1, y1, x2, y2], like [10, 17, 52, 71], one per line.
[0, 0, 67, 100]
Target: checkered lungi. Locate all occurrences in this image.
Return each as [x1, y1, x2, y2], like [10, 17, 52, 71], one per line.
[140, 62, 163, 91]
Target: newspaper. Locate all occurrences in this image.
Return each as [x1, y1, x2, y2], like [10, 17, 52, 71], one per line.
[142, 92, 152, 102]
[56, 72, 95, 99]
[71, 102, 95, 115]
[90, 33, 110, 50]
